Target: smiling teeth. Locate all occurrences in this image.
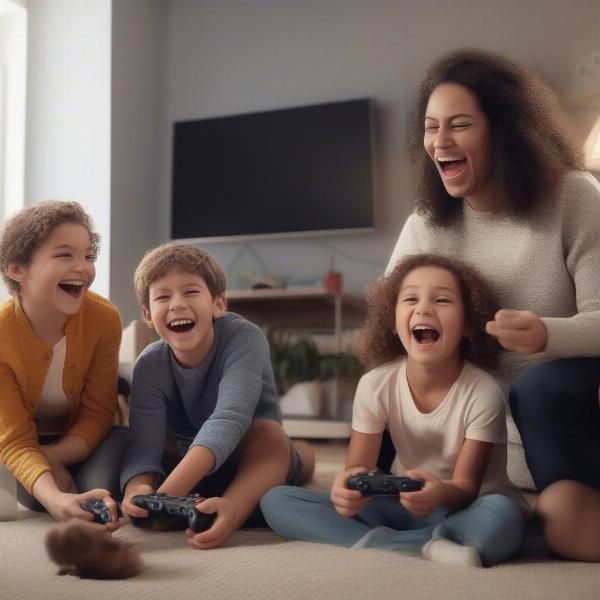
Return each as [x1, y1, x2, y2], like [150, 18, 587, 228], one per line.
[60, 280, 85, 285]
[437, 156, 465, 162]
[169, 319, 194, 326]
[412, 324, 440, 343]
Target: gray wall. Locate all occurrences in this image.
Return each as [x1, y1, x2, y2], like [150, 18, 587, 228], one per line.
[24, 0, 600, 321]
[110, 0, 164, 323]
[159, 0, 600, 300]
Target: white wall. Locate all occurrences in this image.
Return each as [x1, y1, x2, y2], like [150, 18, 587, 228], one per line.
[0, 2, 26, 221]
[0, 0, 26, 302]
[110, 0, 164, 324]
[160, 0, 600, 296]
[25, 0, 112, 296]
[25, 0, 164, 320]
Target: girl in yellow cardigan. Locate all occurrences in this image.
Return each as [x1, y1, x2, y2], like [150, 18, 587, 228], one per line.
[0, 201, 123, 527]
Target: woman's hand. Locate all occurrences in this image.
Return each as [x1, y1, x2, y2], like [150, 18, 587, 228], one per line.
[330, 467, 372, 518]
[400, 469, 445, 517]
[40, 445, 77, 494]
[486, 309, 547, 354]
[185, 496, 237, 550]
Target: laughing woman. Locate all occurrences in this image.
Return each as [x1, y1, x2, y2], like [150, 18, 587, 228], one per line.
[387, 48, 600, 561]
[0, 201, 124, 527]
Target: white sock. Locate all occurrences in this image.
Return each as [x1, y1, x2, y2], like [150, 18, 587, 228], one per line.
[422, 538, 482, 568]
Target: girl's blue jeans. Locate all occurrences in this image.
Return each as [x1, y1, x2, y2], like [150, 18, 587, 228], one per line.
[261, 486, 526, 567]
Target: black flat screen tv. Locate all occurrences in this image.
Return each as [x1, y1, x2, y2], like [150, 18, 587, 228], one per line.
[171, 98, 375, 242]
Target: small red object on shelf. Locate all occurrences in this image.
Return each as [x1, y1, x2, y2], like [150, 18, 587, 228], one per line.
[323, 256, 342, 293]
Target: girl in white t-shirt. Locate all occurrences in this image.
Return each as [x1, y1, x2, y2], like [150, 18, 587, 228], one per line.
[261, 253, 528, 567]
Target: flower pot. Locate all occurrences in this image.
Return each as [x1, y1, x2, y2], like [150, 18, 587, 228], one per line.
[279, 380, 323, 417]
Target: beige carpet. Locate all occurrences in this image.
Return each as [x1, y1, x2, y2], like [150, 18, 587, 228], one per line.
[2, 444, 599, 600]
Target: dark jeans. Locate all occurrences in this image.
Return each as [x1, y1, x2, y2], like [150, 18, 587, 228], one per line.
[17, 426, 128, 512]
[162, 434, 303, 527]
[509, 358, 600, 491]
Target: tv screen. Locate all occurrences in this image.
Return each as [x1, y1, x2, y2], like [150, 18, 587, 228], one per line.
[171, 99, 375, 242]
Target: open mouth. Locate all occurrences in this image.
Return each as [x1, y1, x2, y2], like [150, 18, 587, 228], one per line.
[412, 325, 440, 344]
[437, 156, 466, 179]
[58, 281, 85, 299]
[167, 319, 195, 333]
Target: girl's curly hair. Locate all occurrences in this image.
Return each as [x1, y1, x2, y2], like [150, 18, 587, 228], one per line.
[359, 253, 501, 371]
[408, 48, 583, 226]
[0, 201, 99, 296]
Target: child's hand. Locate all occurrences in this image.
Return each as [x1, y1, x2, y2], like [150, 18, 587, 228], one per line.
[185, 496, 236, 550]
[50, 489, 121, 532]
[122, 483, 155, 519]
[330, 468, 372, 517]
[399, 469, 444, 517]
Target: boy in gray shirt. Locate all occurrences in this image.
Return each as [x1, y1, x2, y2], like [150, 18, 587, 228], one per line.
[121, 243, 314, 549]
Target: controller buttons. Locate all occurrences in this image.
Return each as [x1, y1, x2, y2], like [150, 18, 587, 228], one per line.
[357, 480, 370, 492]
[381, 480, 392, 491]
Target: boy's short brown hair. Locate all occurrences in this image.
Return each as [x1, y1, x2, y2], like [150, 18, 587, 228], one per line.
[134, 243, 227, 308]
[0, 200, 100, 296]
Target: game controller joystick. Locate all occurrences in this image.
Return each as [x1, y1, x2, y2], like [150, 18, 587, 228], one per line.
[80, 499, 115, 525]
[347, 471, 424, 495]
[130, 493, 215, 533]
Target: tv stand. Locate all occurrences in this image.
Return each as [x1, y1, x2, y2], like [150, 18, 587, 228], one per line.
[227, 287, 365, 345]
[226, 287, 365, 439]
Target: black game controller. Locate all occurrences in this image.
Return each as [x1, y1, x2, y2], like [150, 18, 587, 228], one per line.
[80, 499, 116, 525]
[130, 493, 215, 533]
[347, 470, 424, 495]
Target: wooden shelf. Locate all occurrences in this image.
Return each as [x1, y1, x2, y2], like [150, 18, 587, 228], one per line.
[226, 287, 366, 331]
[228, 286, 360, 302]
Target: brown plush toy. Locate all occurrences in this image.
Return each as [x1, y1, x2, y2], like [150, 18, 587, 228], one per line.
[45, 519, 144, 579]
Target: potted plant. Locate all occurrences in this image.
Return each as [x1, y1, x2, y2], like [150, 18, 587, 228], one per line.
[319, 352, 363, 380]
[319, 353, 363, 419]
[273, 339, 321, 393]
[264, 327, 364, 418]
[265, 330, 323, 417]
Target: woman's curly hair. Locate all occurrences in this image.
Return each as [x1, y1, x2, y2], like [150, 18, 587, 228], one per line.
[0, 201, 99, 295]
[408, 48, 584, 226]
[359, 253, 501, 371]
